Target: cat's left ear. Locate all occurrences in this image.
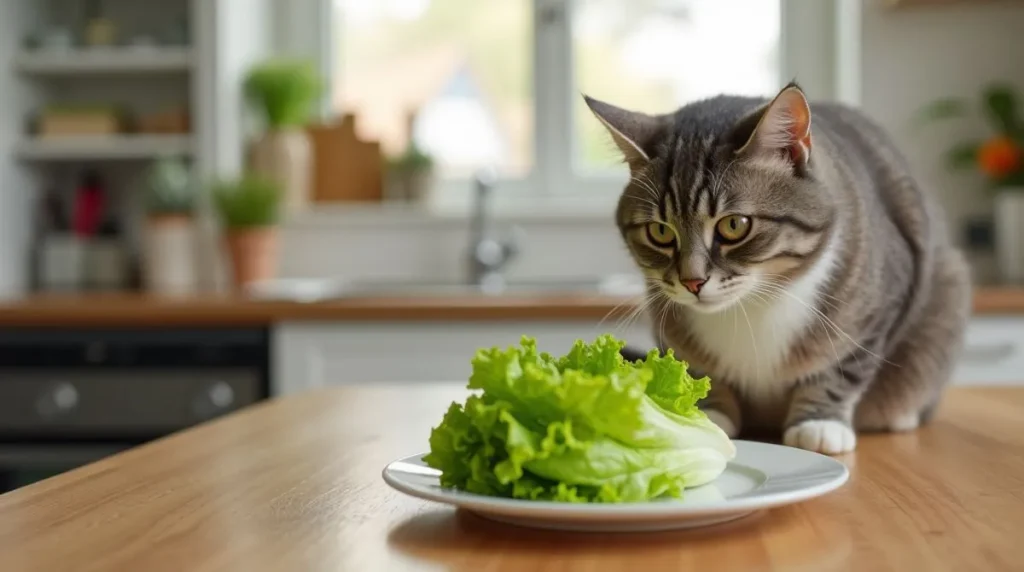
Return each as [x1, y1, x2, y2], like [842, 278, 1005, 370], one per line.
[583, 95, 665, 168]
[736, 83, 812, 167]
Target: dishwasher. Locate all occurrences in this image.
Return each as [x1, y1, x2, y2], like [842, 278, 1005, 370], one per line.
[0, 327, 270, 493]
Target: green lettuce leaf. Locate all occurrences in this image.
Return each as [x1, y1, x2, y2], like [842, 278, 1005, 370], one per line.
[423, 334, 736, 503]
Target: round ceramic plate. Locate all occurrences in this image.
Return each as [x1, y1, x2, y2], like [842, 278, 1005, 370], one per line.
[383, 440, 849, 532]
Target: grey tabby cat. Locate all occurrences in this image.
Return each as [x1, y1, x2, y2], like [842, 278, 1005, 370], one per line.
[587, 82, 971, 455]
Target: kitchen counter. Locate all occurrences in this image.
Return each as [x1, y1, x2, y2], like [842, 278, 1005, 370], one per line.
[1, 385, 1021, 571]
[1, 285, 1024, 326]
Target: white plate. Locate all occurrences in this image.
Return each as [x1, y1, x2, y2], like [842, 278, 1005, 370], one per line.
[383, 440, 849, 532]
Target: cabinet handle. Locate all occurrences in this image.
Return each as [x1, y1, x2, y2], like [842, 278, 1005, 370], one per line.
[36, 382, 79, 419]
[192, 381, 236, 419]
[961, 343, 1016, 362]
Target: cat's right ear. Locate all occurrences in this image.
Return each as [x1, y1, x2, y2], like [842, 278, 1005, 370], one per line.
[583, 95, 663, 167]
[733, 83, 813, 168]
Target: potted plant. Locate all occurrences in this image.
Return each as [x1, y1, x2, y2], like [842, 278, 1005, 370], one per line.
[386, 141, 435, 202]
[922, 83, 1024, 282]
[142, 156, 197, 295]
[212, 174, 282, 291]
[244, 59, 322, 215]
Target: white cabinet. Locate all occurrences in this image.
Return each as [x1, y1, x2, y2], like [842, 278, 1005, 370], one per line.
[272, 321, 657, 395]
[272, 316, 1024, 395]
[953, 317, 1024, 385]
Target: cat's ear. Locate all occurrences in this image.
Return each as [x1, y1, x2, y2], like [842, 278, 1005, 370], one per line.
[735, 83, 812, 167]
[584, 95, 664, 166]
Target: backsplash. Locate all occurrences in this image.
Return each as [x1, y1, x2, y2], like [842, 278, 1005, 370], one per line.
[279, 214, 638, 283]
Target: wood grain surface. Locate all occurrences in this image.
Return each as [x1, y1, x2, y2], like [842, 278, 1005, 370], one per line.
[0, 286, 1021, 326]
[1, 385, 1022, 571]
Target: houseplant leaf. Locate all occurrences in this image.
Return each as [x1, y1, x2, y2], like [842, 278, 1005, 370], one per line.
[212, 175, 282, 229]
[983, 84, 1019, 135]
[916, 97, 969, 126]
[244, 59, 322, 130]
[945, 141, 982, 170]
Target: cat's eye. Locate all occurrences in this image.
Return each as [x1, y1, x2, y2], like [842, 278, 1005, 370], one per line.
[645, 222, 676, 247]
[716, 215, 752, 243]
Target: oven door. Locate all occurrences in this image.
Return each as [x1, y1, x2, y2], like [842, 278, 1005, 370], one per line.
[0, 443, 131, 493]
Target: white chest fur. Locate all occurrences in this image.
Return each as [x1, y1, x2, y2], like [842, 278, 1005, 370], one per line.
[684, 242, 838, 399]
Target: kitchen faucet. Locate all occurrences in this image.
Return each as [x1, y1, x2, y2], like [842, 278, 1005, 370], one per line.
[467, 168, 522, 293]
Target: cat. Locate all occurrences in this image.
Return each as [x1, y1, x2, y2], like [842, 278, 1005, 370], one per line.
[590, 82, 972, 455]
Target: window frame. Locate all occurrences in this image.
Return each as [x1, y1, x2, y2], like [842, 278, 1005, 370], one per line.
[285, 0, 859, 214]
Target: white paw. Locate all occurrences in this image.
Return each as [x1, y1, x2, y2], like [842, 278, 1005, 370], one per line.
[784, 420, 856, 455]
[704, 409, 739, 438]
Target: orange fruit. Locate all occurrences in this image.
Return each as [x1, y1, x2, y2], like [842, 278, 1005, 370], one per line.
[978, 136, 1021, 179]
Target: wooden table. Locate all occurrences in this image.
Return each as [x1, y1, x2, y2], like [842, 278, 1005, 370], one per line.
[1, 385, 1022, 572]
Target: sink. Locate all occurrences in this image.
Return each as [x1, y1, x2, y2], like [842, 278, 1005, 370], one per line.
[246, 275, 645, 301]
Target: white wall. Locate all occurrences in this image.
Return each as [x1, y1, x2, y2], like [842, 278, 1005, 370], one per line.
[279, 208, 637, 283]
[859, 0, 1024, 254]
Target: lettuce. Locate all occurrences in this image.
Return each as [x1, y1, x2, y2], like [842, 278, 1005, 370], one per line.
[423, 334, 736, 503]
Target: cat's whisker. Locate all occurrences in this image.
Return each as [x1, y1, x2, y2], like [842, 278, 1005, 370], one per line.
[711, 156, 740, 204]
[758, 272, 904, 311]
[611, 292, 656, 335]
[626, 191, 659, 211]
[655, 297, 672, 349]
[598, 291, 649, 331]
[632, 173, 661, 202]
[753, 282, 897, 367]
[736, 300, 760, 385]
[745, 291, 781, 358]
[617, 283, 668, 334]
[748, 284, 846, 379]
[758, 276, 841, 313]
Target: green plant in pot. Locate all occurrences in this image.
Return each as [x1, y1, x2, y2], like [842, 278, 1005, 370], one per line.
[386, 110, 436, 202]
[921, 82, 1024, 282]
[212, 174, 282, 291]
[386, 140, 436, 202]
[244, 59, 322, 215]
[145, 156, 195, 220]
[142, 157, 198, 295]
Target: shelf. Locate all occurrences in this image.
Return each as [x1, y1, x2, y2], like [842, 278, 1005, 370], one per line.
[16, 135, 194, 161]
[13, 48, 193, 75]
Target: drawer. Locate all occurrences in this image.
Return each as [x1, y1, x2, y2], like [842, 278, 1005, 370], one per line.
[953, 317, 1024, 385]
[0, 368, 263, 436]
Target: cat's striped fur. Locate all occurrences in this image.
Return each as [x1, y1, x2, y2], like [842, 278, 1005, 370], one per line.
[590, 83, 971, 454]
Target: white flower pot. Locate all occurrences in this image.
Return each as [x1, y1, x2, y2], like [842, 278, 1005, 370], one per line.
[39, 234, 87, 291]
[994, 189, 1024, 283]
[249, 128, 312, 215]
[143, 215, 198, 295]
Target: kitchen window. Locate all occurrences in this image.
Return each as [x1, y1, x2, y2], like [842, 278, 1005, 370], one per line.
[319, 0, 855, 212]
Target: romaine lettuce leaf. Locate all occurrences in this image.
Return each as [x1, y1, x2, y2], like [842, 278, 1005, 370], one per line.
[423, 334, 735, 503]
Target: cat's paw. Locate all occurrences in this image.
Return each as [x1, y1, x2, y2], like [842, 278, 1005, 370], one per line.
[704, 409, 739, 438]
[783, 420, 856, 455]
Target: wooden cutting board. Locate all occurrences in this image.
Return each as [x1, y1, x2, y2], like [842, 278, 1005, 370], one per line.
[306, 114, 383, 203]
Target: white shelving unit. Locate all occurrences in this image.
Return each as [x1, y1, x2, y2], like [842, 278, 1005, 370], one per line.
[13, 47, 193, 75]
[16, 135, 193, 161]
[0, 0, 274, 296]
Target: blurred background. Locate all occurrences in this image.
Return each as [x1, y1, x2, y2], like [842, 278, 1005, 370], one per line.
[0, 0, 1022, 491]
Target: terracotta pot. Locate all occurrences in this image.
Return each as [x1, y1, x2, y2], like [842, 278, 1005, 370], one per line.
[143, 215, 198, 296]
[224, 227, 278, 291]
[249, 128, 312, 215]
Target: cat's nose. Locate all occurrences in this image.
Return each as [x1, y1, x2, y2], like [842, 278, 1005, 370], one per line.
[681, 278, 707, 295]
